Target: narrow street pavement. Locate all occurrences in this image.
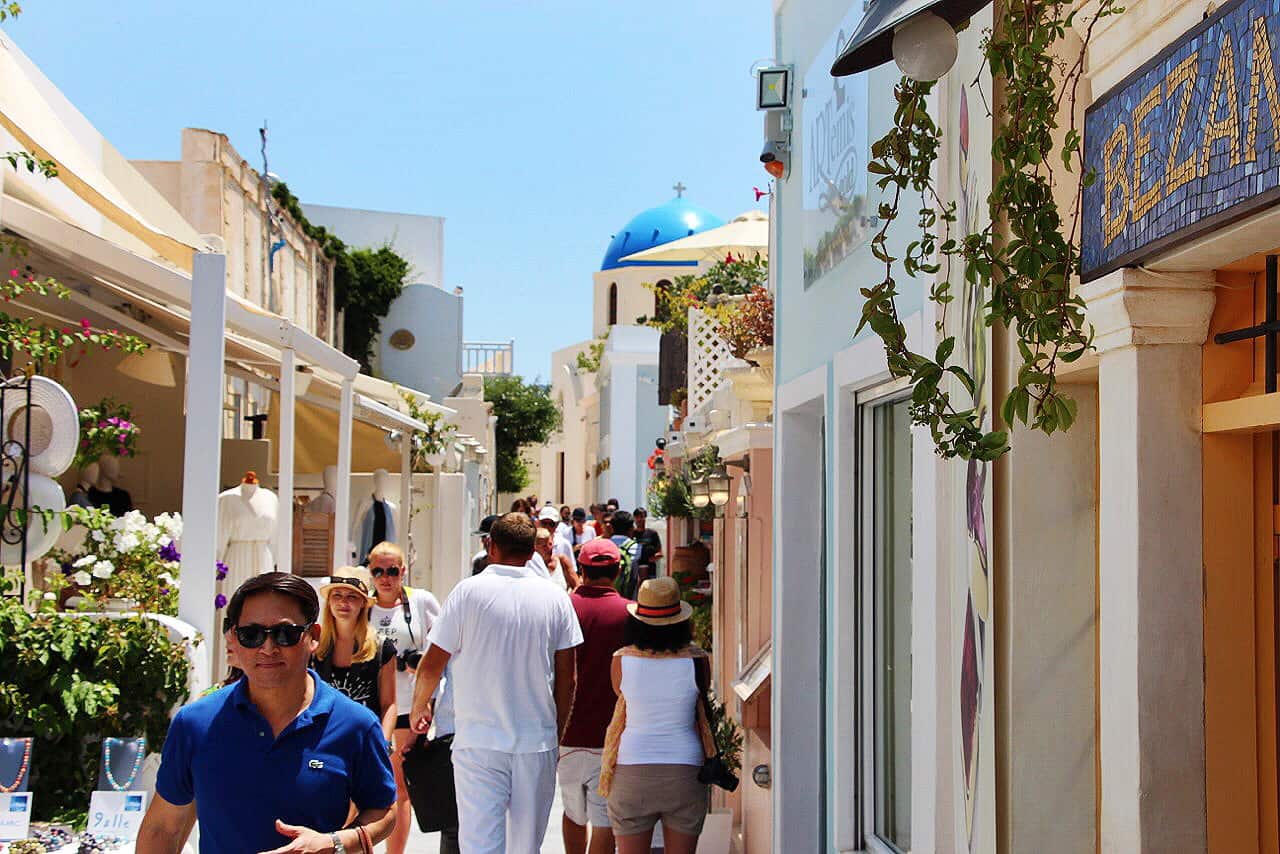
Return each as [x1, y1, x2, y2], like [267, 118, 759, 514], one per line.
[404, 786, 566, 853]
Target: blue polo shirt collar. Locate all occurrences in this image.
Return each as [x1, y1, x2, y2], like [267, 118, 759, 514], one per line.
[231, 670, 335, 741]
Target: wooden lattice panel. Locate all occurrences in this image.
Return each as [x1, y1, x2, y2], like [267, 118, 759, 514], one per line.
[687, 308, 731, 415]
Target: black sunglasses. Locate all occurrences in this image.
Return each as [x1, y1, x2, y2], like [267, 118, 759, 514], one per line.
[233, 622, 312, 649]
[370, 566, 402, 578]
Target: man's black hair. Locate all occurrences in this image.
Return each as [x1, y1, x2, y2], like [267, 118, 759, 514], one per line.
[582, 558, 620, 582]
[224, 571, 319, 628]
[609, 510, 634, 536]
[623, 615, 692, 652]
[606, 498, 620, 509]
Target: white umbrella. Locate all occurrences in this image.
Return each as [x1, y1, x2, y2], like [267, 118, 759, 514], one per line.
[619, 210, 768, 263]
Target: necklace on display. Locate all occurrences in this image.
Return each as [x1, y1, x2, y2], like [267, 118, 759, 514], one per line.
[0, 738, 31, 793]
[103, 737, 146, 791]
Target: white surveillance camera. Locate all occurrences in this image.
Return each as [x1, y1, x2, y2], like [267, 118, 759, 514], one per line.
[760, 139, 790, 178]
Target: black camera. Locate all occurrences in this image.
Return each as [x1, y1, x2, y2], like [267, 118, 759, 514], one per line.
[697, 756, 739, 792]
[396, 649, 424, 672]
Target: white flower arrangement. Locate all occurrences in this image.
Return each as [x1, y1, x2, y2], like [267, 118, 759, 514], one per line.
[48, 506, 185, 613]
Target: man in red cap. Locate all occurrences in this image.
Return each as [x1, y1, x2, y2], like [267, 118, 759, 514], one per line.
[558, 538, 632, 854]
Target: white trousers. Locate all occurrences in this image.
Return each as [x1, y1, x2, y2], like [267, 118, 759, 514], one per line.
[452, 746, 558, 854]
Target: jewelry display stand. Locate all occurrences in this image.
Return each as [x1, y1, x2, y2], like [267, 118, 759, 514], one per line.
[96, 737, 146, 792]
[0, 737, 32, 793]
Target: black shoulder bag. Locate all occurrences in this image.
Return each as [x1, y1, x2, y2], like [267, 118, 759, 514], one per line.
[693, 656, 739, 792]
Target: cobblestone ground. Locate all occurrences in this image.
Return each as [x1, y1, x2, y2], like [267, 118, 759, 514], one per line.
[403, 784, 566, 853]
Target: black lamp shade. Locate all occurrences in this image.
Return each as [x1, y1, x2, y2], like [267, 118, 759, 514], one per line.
[830, 0, 990, 77]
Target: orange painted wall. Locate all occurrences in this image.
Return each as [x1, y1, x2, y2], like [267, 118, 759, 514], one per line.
[1201, 269, 1279, 854]
[709, 445, 773, 854]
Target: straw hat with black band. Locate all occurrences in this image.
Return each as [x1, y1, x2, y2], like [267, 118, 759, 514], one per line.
[627, 577, 693, 626]
[319, 567, 377, 605]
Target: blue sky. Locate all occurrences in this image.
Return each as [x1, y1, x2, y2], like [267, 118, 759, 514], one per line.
[8, 1, 772, 381]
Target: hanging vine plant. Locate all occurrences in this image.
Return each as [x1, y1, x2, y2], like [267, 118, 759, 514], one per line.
[860, 0, 1122, 461]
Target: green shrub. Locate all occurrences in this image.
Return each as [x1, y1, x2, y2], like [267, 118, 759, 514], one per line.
[0, 597, 190, 823]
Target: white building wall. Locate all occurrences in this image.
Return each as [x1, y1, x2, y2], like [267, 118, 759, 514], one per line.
[303, 203, 445, 288]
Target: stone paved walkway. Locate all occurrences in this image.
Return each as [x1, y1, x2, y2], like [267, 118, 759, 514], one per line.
[402, 783, 566, 853]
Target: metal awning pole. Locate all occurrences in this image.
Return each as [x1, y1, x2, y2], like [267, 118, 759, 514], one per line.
[178, 253, 227, 686]
[400, 435, 412, 582]
[334, 378, 354, 569]
[276, 348, 295, 574]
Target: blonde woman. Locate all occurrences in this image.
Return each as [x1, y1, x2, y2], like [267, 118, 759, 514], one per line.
[366, 541, 444, 854]
[314, 568, 398, 749]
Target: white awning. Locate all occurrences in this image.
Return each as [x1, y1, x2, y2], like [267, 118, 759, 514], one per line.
[2, 194, 358, 379]
[0, 32, 205, 268]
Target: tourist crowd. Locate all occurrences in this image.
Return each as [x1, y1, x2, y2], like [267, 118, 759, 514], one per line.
[136, 501, 732, 854]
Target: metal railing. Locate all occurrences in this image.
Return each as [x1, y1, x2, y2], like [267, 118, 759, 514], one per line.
[462, 340, 515, 375]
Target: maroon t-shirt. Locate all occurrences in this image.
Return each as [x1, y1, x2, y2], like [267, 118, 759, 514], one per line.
[561, 584, 632, 748]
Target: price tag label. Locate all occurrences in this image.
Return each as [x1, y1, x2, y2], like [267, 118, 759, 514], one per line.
[0, 792, 32, 841]
[88, 790, 148, 840]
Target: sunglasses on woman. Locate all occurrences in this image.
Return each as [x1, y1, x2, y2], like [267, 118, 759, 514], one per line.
[370, 565, 402, 578]
[233, 622, 313, 649]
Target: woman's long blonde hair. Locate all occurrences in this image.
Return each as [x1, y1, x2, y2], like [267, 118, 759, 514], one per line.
[317, 567, 380, 664]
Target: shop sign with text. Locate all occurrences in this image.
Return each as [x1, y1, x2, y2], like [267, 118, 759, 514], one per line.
[1083, 0, 1280, 281]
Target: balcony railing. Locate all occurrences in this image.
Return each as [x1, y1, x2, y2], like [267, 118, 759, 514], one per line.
[462, 340, 514, 376]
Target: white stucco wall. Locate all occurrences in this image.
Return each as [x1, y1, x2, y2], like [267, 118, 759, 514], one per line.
[303, 203, 445, 288]
[376, 284, 463, 400]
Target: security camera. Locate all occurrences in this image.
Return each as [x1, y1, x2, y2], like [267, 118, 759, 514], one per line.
[760, 139, 789, 179]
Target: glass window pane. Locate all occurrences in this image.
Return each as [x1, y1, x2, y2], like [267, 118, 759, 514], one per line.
[873, 398, 912, 850]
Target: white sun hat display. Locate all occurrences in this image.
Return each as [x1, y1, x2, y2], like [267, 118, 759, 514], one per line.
[1, 375, 80, 477]
[618, 210, 769, 264]
[0, 472, 67, 566]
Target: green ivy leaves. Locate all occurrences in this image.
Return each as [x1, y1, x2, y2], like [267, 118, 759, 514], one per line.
[858, 0, 1119, 460]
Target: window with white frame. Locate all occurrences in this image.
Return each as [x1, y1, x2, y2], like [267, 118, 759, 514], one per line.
[860, 393, 912, 852]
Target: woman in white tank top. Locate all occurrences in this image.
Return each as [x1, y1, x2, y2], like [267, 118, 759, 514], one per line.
[598, 578, 714, 854]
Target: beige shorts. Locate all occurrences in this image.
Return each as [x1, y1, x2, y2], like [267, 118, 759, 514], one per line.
[559, 747, 609, 828]
[606, 763, 709, 837]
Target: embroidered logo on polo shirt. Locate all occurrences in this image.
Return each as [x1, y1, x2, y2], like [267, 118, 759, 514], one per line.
[308, 759, 325, 770]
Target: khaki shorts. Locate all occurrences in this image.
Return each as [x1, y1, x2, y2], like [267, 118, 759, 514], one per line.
[606, 763, 709, 837]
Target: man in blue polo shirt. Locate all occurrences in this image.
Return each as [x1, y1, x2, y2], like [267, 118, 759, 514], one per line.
[136, 573, 397, 853]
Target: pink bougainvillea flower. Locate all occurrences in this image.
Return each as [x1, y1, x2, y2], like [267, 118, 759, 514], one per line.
[8, 269, 18, 278]
[80, 318, 92, 331]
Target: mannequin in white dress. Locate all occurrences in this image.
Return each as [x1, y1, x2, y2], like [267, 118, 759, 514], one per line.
[216, 472, 279, 594]
[351, 468, 399, 564]
[309, 465, 338, 515]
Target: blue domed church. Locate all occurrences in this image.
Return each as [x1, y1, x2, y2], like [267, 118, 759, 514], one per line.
[539, 193, 724, 509]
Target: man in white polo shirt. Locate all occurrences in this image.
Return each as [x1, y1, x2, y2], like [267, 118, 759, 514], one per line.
[410, 513, 583, 854]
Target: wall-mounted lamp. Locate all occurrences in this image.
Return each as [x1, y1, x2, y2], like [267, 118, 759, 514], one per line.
[736, 472, 753, 519]
[294, 365, 314, 397]
[708, 464, 732, 508]
[830, 0, 987, 81]
[691, 475, 711, 509]
[755, 63, 794, 179]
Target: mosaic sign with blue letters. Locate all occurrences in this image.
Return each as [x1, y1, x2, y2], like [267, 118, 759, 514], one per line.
[1082, 0, 1280, 281]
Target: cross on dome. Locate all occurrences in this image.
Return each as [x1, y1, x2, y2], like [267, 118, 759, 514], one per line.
[672, 181, 687, 198]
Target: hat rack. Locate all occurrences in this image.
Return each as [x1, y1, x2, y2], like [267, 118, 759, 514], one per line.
[0, 371, 35, 601]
